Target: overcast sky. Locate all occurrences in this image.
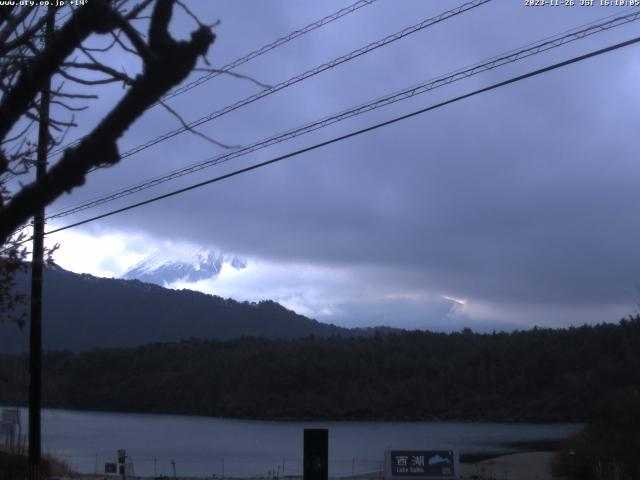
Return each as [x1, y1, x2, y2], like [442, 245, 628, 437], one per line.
[38, 0, 640, 331]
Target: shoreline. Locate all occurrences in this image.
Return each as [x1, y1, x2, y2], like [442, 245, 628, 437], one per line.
[3, 448, 558, 480]
[3, 403, 586, 425]
[39, 452, 559, 480]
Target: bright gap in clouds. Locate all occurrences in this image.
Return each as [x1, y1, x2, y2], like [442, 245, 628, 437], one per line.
[44, 229, 634, 331]
[44, 228, 483, 330]
[45, 229, 149, 279]
[441, 295, 466, 306]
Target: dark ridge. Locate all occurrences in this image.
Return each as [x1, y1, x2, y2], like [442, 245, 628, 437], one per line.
[0, 265, 400, 353]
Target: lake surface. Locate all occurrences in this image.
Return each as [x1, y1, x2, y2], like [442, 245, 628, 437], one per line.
[10, 408, 580, 477]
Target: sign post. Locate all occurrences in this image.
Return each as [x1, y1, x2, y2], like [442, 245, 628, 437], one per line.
[117, 449, 126, 480]
[385, 450, 459, 480]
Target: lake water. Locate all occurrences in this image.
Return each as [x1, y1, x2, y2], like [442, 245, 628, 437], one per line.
[10, 408, 580, 477]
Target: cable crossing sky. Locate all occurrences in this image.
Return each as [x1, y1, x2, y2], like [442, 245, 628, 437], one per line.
[42, 33, 640, 240]
[61, 0, 492, 168]
[46, 8, 640, 221]
[47, 0, 380, 158]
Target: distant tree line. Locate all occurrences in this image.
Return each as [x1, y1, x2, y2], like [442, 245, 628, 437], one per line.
[1, 316, 639, 422]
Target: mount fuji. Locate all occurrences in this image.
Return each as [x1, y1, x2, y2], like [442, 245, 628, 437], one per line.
[122, 249, 247, 286]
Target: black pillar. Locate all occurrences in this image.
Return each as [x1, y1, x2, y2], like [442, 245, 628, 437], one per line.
[28, 8, 54, 480]
[303, 428, 328, 480]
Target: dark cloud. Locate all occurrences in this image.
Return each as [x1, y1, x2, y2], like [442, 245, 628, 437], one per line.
[48, 1, 640, 327]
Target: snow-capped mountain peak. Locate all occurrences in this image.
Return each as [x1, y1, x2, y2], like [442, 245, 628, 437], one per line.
[122, 248, 246, 286]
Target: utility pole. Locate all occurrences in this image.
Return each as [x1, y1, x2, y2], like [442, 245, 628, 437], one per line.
[29, 7, 54, 480]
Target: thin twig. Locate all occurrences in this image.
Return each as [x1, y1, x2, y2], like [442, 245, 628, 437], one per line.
[1, 118, 36, 145]
[158, 99, 239, 150]
[52, 91, 98, 99]
[192, 67, 272, 89]
[110, 30, 141, 57]
[58, 69, 123, 86]
[81, 35, 118, 53]
[176, 0, 205, 28]
[61, 61, 135, 85]
[125, 0, 155, 20]
[50, 100, 88, 112]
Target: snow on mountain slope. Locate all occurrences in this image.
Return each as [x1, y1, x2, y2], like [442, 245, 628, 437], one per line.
[122, 249, 246, 286]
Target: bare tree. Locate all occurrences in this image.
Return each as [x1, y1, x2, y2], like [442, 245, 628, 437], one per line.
[0, 0, 217, 325]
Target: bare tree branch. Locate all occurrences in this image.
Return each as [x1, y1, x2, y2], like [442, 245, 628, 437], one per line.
[61, 62, 135, 85]
[109, 11, 154, 61]
[0, 6, 32, 46]
[57, 68, 124, 86]
[50, 100, 88, 112]
[0, 1, 224, 329]
[0, 15, 48, 56]
[51, 91, 99, 100]
[110, 30, 141, 57]
[0, 0, 216, 244]
[0, 1, 117, 145]
[125, 0, 156, 21]
[81, 35, 119, 53]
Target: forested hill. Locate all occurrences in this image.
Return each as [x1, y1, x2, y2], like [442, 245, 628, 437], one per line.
[1, 317, 639, 422]
[0, 266, 361, 353]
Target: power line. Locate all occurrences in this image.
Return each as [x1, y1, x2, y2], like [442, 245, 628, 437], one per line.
[47, 0, 379, 158]
[64, 0, 491, 166]
[42, 33, 640, 238]
[159, 0, 379, 103]
[46, 8, 640, 221]
[46, 0, 495, 217]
